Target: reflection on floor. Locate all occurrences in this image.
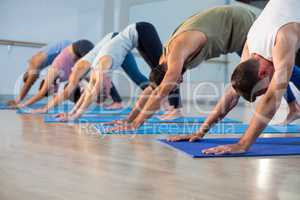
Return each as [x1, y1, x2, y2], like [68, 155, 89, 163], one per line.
[0, 98, 299, 200]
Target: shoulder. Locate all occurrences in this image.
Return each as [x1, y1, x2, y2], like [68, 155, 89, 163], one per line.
[275, 23, 299, 48]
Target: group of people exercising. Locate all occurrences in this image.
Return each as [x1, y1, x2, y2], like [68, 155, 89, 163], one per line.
[7, 0, 300, 154]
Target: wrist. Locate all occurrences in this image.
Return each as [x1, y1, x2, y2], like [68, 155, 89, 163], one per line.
[195, 131, 205, 138]
[199, 123, 210, 134]
[132, 119, 143, 128]
[238, 138, 252, 151]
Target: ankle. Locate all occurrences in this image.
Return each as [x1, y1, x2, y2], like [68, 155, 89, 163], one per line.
[288, 101, 300, 112]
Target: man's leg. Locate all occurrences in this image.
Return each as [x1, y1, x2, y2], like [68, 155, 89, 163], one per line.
[121, 53, 149, 90]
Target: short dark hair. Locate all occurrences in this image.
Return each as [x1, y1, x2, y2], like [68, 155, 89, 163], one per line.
[149, 65, 166, 88]
[231, 58, 260, 102]
[72, 39, 94, 58]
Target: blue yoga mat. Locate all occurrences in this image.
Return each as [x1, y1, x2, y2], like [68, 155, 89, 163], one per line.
[208, 124, 300, 134]
[94, 123, 300, 135]
[18, 104, 133, 115]
[0, 103, 15, 110]
[44, 115, 240, 124]
[159, 137, 300, 158]
[17, 103, 73, 113]
[0, 103, 46, 110]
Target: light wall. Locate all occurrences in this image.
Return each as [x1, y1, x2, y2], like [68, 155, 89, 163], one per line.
[0, 0, 105, 95]
[1, 0, 294, 104]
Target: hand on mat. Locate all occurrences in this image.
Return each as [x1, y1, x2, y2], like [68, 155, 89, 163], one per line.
[55, 113, 70, 122]
[30, 108, 47, 114]
[108, 123, 138, 132]
[167, 133, 204, 142]
[104, 119, 128, 125]
[16, 103, 26, 109]
[202, 143, 247, 155]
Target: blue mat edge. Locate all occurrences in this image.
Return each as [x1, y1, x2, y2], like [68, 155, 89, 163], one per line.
[157, 138, 300, 158]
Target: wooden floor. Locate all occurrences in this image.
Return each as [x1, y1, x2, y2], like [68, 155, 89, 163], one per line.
[0, 104, 300, 200]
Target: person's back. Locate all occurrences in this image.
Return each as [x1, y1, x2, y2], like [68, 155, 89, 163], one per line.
[247, 0, 300, 62]
[164, 6, 256, 70]
[39, 40, 72, 70]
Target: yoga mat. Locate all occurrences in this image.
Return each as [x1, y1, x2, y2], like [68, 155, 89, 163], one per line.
[94, 123, 300, 135]
[44, 115, 241, 124]
[44, 115, 126, 123]
[0, 103, 16, 110]
[158, 137, 300, 158]
[18, 104, 133, 115]
[17, 103, 73, 114]
[0, 103, 45, 110]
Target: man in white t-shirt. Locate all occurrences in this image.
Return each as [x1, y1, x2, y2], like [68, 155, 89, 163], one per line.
[169, 0, 300, 155]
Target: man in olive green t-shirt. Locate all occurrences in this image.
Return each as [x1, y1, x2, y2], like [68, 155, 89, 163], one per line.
[108, 6, 256, 131]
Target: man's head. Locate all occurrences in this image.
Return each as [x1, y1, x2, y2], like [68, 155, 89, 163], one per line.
[149, 64, 167, 88]
[231, 55, 274, 102]
[149, 60, 185, 89]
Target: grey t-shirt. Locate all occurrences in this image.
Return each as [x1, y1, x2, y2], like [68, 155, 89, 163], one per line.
[165, 6, 256, 70]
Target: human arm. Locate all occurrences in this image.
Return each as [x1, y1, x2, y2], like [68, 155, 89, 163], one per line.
[65, 56, 112, 120]
[34, 60, 90, 113]
[241, 40, 250, 62]
[7, 73, 38, 108]
[203, 30, 297, 155]
[168, 86, 240, 141]
[109, 48, 185, 131]
[107, 85, 154, 125]
[8, 52, 46, 106]
[20, 67, 59, 107]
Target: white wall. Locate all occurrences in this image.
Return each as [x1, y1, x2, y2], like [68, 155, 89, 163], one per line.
[0, 0, 105, 95]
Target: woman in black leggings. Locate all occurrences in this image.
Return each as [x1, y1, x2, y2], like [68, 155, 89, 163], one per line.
[135, 22, 182, 119]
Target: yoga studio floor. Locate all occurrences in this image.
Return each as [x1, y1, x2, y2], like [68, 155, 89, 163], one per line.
[0, 100, 299, 200]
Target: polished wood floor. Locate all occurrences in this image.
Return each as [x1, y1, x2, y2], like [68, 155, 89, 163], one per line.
[0, 103, 300, 200]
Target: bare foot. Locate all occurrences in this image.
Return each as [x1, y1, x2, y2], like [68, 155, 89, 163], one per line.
[161, 99, 173, 111]
[30, 108, 47, 114]
[104, 102, 123, 110]
[280, 111, 300, 125]
[6, 100, 19, 109]
[159, 108, 182, 120]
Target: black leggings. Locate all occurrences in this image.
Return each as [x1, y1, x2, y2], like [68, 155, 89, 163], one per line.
[135, 22, 182, 108]
[110, 83, 122, 103]
[295, 49, 300, 67]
